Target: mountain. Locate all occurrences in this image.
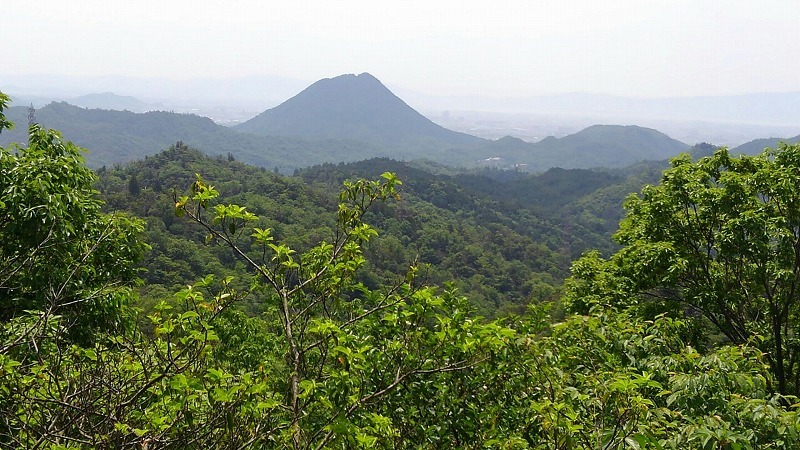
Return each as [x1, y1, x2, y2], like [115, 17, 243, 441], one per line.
[0, 102, 376, 170]
[235, 73, 690, 171]
[476, 125, 690, 171]
[406, 90, 800, 138]
[68, 92, 155, 112]
[0, 84, 690, 173]
[0, 102, 691, 172]
[235, 73, 484, 151]
[732, 134, 800, 155]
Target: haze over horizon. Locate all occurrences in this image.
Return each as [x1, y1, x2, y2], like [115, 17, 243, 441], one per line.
[5, 1, 800, 147]
[5, 1, 800, 99]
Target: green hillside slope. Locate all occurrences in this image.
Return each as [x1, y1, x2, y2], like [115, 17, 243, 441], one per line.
[99, 148, 654, 315]
[732, 134, 800, 155]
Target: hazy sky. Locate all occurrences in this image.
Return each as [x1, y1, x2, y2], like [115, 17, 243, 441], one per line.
[5, 0, 800, 98]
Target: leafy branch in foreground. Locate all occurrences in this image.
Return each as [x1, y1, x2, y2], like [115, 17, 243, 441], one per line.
[0, 122, 146, 344]
[174, 172, 517, 449]
[4, 88, 798, 449]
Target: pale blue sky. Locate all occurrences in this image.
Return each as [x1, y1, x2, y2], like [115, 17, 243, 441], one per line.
[4, 0, 799, 98]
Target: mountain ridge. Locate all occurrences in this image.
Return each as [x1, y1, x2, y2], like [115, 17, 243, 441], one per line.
[476, 124, 690, 171]
[68, 92, 156, 112]
[732, 133, 800, 155]
[0, 102, 378, 170]
[0, 74, 703, 171]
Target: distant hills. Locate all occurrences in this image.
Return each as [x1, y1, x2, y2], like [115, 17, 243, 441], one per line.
[7, 72, 800, 147]
[474, 125, 689, 171]
[235, 73, 689, 170]
[0, 73, 721, 171]
[0, 102, 376, 170]
[98, 147, 644, 313]
[67, 92, 157, 112]
[732, 133, 800, 155]
[8, 92, 161, 113]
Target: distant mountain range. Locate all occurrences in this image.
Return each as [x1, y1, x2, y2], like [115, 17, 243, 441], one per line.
[67, 92, 159, 112]
[9, 92, 163, 113]
[474, 125, 689, 171]
[8, 72, 800, 134]
[3, 73, 793, 172]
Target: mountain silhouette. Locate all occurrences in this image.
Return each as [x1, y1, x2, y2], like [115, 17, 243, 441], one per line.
[235, 73, 483, 150]
[68, 92, 154, 112]
[0, 85, 693, 172]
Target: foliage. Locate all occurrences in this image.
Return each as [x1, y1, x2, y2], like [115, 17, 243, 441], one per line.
[0, 98, 146, 343]
[513, 306, 800, 449]
[99, 151, 599, 316]
[0, 92, 13, 133]
[4, 89, 799, 449]
[0, 278, 277, 449]
[0, 108, 518, 448]
[567, 145, 800, 396]
[173, 171, 524, 448]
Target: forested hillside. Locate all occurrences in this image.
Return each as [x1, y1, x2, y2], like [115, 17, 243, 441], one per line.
[733, 133, 800, 155]
[473, 125, 689, 171]
[98, 146, 640, 316]
[4, 91, 800, 449]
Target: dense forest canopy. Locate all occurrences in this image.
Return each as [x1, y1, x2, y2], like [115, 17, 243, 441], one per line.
[96, 147, 653, 317]
[3, 90, 800, 448]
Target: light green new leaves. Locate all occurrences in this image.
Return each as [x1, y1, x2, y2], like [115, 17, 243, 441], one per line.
[568, 144, 800, 396]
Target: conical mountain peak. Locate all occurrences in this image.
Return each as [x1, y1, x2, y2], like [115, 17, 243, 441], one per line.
[234, 73, 482, 148]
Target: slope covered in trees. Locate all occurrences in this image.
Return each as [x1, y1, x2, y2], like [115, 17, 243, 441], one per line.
[99, 147, 632, 315]
[474, 125, 690, 171]
[569, 143, 800, 397]
[733, 133, 800, 155]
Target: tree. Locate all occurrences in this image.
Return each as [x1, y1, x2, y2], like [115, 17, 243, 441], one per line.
[510, 305, 800, 450]
[0, 92, 12, 134]
[567, 145, 800, 396]
[0, 93, 146, 342]
[0, 92, 518, 446]
[128, 171, 141, 196]
[8, 85, 797, 448]
[174, 173, 517, 448]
